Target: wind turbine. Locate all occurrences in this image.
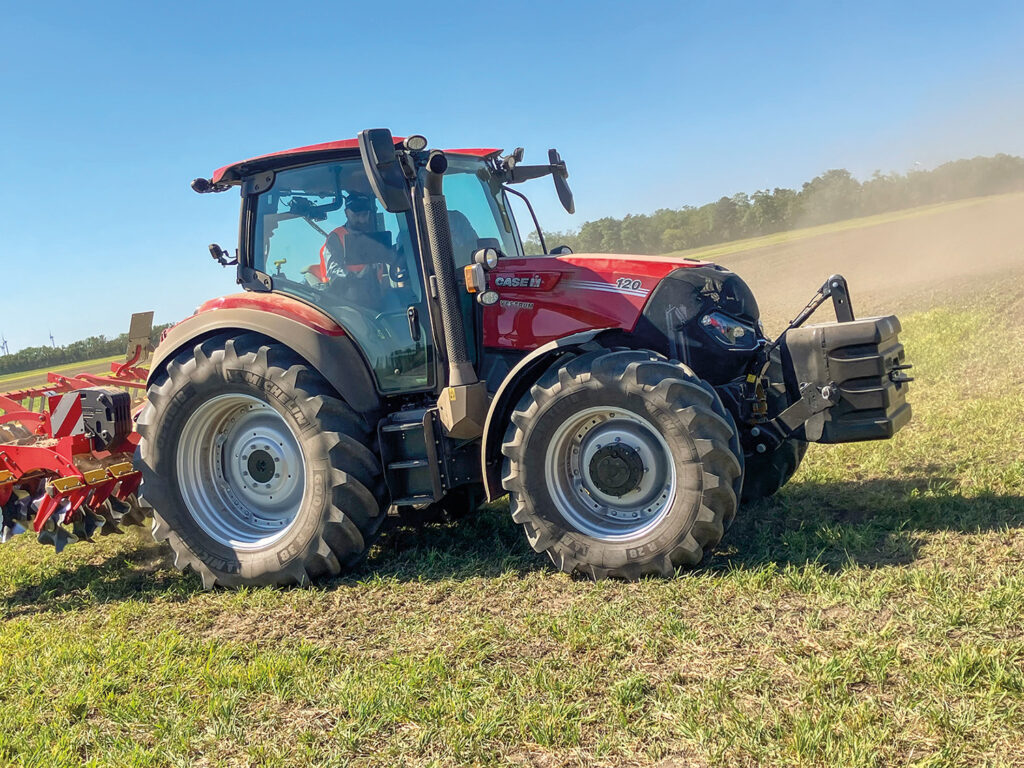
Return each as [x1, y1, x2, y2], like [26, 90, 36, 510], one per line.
[49, 331, 56, 348]
[0, 334, 8, 356]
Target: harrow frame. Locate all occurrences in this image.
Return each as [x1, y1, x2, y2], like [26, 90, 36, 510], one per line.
[0, 334, 151, 550]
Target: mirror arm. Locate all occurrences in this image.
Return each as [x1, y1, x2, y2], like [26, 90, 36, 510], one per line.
[502, 185, 547, 255]
[508, 164, 553, 183]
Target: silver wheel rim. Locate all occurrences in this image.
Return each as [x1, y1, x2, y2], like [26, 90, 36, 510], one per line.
[177, 394, 305, 549]
[544, 405, 677, 541]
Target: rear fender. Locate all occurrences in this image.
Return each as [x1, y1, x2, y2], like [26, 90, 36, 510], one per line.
[481, 328, 615, 501]
[150, 295, 381, 417]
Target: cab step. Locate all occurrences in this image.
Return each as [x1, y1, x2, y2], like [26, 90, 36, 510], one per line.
[378, 409, 442, 502]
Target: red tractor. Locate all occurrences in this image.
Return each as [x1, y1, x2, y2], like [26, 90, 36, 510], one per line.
[136, 130, 911, 587]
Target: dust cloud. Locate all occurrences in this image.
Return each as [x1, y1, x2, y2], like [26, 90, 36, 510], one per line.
[715, 193, 1024, 334]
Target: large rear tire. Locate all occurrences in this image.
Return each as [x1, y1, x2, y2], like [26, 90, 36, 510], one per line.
[137, 333, 386, 588]
[501, 349, 743, 580]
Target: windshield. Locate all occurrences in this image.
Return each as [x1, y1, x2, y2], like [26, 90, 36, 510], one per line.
[251, 158, 433, 393]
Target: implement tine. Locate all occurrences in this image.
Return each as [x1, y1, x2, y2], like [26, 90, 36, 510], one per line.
[95, 500, 124, 536]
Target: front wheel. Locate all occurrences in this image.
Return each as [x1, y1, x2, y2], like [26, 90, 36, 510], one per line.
[501, 349, 743, 580]
[137, 333, 386, 588]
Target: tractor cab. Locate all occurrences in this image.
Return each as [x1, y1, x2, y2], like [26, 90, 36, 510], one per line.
[210, 138, 539, 398]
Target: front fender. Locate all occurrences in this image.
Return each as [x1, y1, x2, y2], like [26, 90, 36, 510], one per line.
[150, 293, 381, 416]
[481, 328, 615, 501]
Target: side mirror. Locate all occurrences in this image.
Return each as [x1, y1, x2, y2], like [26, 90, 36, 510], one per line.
[209, 243, 237, 267]
[357, 128, 411, 212]
[548, 149, 575, 214]
[548, 244, 573, 255]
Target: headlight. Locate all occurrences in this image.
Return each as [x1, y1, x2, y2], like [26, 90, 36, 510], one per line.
[699, 312, 759, 350]
[473, 247, 500, 270]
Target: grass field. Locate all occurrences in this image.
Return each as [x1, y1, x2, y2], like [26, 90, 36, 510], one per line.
[0, 203, 1022, 766]
[0, 356, 123, 390]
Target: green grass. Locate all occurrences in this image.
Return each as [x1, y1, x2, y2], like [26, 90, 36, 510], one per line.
[661, 192, 1024, 262]
[0, 287, 1022, 767]
[0, 355, 123, 388]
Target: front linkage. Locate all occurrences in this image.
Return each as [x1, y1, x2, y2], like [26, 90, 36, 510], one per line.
[732, 274, 914, 456]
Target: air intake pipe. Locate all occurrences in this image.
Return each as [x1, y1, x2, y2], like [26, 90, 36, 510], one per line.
[421, 150, 477, 388]
[420, 150, 487, 438]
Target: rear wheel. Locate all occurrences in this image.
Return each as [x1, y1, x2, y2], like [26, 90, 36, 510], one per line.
[741, 438, 807, 503]
[137, 333, 386, 588]
[502, 349, 743, 579]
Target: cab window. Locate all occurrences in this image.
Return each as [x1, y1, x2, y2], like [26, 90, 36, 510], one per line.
[251, 160, 433, 393]
[442, 157, 523, 265]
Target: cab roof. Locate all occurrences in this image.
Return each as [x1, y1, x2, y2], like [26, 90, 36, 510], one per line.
[211, 137, 501, 186]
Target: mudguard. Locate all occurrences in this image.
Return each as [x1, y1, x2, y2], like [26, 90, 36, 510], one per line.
[149, 293, 381, 417]
[481, 328, 615, 501]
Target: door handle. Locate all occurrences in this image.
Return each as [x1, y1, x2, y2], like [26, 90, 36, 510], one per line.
[407, 305, 421, 342]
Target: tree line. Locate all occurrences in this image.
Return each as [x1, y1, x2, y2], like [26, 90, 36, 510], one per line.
[0, 325, 172, 378]
[527, 153, 1024, 255]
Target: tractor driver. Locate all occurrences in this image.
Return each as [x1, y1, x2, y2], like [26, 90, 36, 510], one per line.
[319, 193, 405, 308]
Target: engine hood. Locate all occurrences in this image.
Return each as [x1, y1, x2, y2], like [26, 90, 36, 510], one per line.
[519, 251, 709, 279]
[483, 252, 735, 351]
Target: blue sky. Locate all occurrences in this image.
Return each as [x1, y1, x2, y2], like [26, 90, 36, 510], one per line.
[1, 0, 1022, 351]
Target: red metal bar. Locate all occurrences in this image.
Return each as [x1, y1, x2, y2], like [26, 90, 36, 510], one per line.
[113, 344, 145, 377]
[0, 405, 49, 436]
[47, 372, 146, 392]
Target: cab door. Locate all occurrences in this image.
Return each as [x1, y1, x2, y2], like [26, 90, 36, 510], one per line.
[248, 158, 435, 393]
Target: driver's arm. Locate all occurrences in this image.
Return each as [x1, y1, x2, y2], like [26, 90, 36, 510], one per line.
[324, 230, 347, 280]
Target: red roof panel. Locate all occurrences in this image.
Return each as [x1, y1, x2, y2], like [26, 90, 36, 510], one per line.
[211, 138, 501, 185]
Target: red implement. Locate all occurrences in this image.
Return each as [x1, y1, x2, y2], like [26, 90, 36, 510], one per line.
[0, 316, 153, 550]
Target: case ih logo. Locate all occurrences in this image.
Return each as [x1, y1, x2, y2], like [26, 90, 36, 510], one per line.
[494, 274, 542, 289]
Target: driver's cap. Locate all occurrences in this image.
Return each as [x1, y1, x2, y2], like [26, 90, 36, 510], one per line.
[345, 193, 373, 212]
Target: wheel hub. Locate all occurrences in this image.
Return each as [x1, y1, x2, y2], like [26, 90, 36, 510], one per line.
[177, 394, 305, 549]
[235, 436, 292, 498]
[544, 406, 677, 542]
[588, 443, 644, 497]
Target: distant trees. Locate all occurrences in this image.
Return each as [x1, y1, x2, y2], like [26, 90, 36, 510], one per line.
[523, 153, 1024, 255]
[0, 325, 172, 377]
